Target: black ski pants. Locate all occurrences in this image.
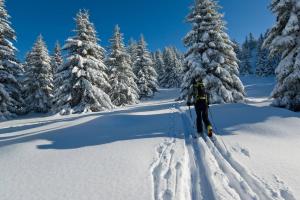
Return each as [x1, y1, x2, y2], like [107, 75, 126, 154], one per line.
[194, 101, 211, 133]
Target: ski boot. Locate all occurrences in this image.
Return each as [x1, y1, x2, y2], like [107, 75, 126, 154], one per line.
[207, 125, 213, 138]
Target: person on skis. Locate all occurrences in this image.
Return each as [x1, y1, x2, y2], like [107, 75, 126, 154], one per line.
[187, 77, 213, 137]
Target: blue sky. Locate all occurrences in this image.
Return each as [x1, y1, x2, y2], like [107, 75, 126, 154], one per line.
[6, 0, 274, 59]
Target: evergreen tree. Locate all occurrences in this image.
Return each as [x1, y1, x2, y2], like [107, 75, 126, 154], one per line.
[153, 50, 165, 85]
[256, 34, 275, 77]
[247, 33, 257, 51]
[232, 40, 242, 61]
[150, 52, 155, 63]
[160, 47, 183, 88]
[53, 10, 113, 114]
[239, 36, 254, 75]
[181, 0, 245, 103]
[0, 0, 25, 119]
[170, 47, 185, 71]
[127, 38, 138, 74]
[134, 35, 158, 98]
[107, 25, 139, 106]
[51, 41, 63, 76]
[231, 40, 245, 74]
[170, 46, 184, 62]
[52, 41, 64, 106]
[232, 40, 242, 64]
[264, 0, 300, 111]
[239, 33, 263, 75]
[24, 35, 53, 113]
[239, 45, 253, 75]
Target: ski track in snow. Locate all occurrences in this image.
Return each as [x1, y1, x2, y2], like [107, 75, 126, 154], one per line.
[150, 101, 296, 200]
[150, 104, 186, 200]
[176, 104, 296, 200]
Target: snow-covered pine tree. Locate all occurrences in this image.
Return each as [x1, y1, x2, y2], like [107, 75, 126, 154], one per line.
[150, 52, 155, 63]
[160, 47, 182, 88]
[264, 0, 300, 111]
[23, 35, 53, 113]
[134, 35, 158, 98]
[239, 36, 252, 75]
[107, 25, 139, 106]
[170, 46, 185, 74]
[51, 41, 64, 106]
[51, 41, 63, 76]
[127, 38, 138, 74]
[231, 40, 245, 75]
[0, 0, 25, 119]
[256, 34, 275, 77]
[172, 47, 184, 62]
[181, 0, 245, 103]
[247, 33, 257, 52]
[239, 33, 262, 75]
[239, 46, 253, 75]
[153, 50, 165, 85]
[53, 10, 113, 114]
[232, 40, 241, 59]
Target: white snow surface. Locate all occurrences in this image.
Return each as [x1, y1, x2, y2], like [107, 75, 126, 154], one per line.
[0, 77, 299, 200]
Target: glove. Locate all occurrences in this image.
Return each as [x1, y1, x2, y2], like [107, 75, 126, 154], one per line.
[187, 102, 192, 106]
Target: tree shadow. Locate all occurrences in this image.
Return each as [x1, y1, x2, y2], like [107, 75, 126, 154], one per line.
[0, 101, 183, 150]
[208, 103, 300, 136]
[0, 101, 176, 140]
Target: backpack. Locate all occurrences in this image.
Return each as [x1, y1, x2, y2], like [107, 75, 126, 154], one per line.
[193, 81, 207, 102]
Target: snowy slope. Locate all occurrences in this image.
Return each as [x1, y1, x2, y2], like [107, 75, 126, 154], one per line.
[0, 77, 299, 200]
[213, 76, 300, 198]
[177, 76, 298, 200]
[0, 89, 188, 200]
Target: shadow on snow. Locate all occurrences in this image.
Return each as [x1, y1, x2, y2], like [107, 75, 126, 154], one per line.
[0, 101, 183, 150]
[208, 103, 300, 136]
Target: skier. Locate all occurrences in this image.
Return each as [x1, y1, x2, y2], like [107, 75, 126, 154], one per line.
[187, 78, 213, 137]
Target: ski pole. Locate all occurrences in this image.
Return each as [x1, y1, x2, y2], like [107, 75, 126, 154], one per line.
[209, 107, 230, 153]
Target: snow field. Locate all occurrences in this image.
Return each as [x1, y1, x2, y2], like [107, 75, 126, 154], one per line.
[0, 89, 187, 200]
[219, 76, 300, 198]
[178, 104, 296, 200]
[0, 80, 299, 200]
